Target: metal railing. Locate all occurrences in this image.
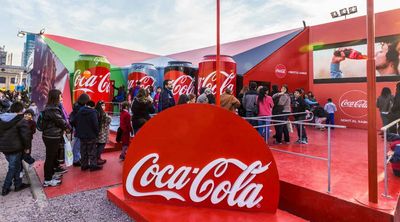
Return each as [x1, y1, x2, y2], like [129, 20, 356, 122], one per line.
[380, 118, 400, 198]
[245, 112, 346, 193]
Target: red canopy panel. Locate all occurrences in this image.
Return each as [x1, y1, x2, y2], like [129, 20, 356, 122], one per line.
[44, 34, 160, 67]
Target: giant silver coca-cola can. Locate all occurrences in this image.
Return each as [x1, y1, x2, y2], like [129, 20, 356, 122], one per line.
[198, 55, 236, 95]
[128, 63, 157, 91]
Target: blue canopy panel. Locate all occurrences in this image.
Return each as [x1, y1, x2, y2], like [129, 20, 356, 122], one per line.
[233, 29, 303, 75]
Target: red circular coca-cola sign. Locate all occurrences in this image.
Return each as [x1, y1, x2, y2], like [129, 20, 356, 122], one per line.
[339, 90, 367, 118]
[275, 64, 287, 79]
[122, 104, 279, 213]
[73, 66, 111, 104]
[198, 55, 236, 95]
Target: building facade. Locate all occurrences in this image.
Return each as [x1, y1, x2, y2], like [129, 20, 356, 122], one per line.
[0, 45, 6, 66]
[21, 34, 36, 68]
[0, 65, 27, 91]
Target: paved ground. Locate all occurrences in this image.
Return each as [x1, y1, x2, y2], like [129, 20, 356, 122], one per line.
[0, 132, 132, 222]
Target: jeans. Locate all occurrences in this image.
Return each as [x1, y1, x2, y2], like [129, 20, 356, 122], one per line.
[258, 117, 271, 142]
[381, 113, 389, 127]
[72, 137, 81, 163]
[275, 113, 290, 143]
[326, 113, 335, 125]
[246, 111, 257, 127]
[3, 152, 23, 190]
[295, 116, 307, 140]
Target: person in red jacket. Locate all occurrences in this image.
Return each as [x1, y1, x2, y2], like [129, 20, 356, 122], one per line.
[119, 102, 132, 160]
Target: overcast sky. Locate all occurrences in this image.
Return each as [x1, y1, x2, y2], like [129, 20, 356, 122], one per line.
[0, 0, 398, 66]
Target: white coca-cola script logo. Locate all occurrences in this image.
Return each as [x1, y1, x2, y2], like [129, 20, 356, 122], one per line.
[127, 75, 155, 90]
[339, 90, 367, 118]
[73, 70, 110, 94]
[197, 71, 235, 95]
[275, 64, 287, 79]
[126, 153, 271, 208]
[171, 75, 195, 96]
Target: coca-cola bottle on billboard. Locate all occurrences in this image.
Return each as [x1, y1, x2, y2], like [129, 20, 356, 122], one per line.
[164, 61, 197, 102]
[128, 63, 157, 91]
[333, 48, 366, 59]
[73, 54, 111, 110]
[198, 55, 236, 96]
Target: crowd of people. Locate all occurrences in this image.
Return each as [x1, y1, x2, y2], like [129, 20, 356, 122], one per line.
[3, 79, 400, 194]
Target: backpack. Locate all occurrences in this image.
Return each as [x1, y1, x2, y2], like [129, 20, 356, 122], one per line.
[36, 111, 45, 131]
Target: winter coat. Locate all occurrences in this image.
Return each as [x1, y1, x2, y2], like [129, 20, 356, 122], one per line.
[131, 98, 155, 131]
[75, 107, 99, 140]
[258, 96, 274, 116]
[272, 93, 291, 113]
[292, 97, 309, 119]
[97, 113, 112, 144]
[242, 90, 258, 112]
[220, 93, 241, 113]
[160, 89, 175, 111]
[120, 109, 132, 145]
[0, 113, 31, 153]
[377, 95, 394, 113]
[42, 105, 69, 139]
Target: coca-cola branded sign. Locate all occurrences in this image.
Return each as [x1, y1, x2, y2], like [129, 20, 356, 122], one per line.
[339, 90, 368, 118]
[127, 72, 155, 90]
[164, 70, 195, 102]
[275, 64, 287, 79]
[122, 104, 279, 213]
[73, 66, 110, 104]
[197, 71, 236, 95]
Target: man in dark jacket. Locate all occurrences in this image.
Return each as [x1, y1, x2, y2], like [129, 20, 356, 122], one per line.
[0, 102, 31, 196]
[69, 93, 90, 167]
[75, 100, 101, 171]
[160, 80, 175, 111]
[242, 82, 258, 126]
[293, 89, 310, 144]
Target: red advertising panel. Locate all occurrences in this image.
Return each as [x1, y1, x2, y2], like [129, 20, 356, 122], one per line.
[122, 104, 279, 213]
[198, 55, 236, 95]
[243, 28, 309, 92]
[313, 82, 397, 129]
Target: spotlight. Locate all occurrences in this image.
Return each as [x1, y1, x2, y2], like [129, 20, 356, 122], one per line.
[39, 28, 45, 35]
[330, 11, 339, 18]
[17, 31, 26, 38]
[349, 6, 357, 14]
[339, 8, 348, 16]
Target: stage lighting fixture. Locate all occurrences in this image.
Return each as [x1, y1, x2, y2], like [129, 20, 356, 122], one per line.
[339, 8, 348, 16]
[331, 11, 339, 18]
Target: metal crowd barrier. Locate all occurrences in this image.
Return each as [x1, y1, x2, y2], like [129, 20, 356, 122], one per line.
[245, 112, 346, 193]
[380, 118, 400, 198]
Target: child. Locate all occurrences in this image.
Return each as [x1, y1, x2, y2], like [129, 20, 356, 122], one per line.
[23, 109, 36, 166]
[324, 98, 337, 127]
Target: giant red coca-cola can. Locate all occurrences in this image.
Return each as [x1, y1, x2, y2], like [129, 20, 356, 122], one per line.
[128, 63, 157, 91]
[73, 54, 111, 109]
[198, 55, 236, 95]
[164, 61, 197, 102]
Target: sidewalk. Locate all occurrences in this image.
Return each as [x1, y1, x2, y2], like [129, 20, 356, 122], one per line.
[0, 132, 132, 222]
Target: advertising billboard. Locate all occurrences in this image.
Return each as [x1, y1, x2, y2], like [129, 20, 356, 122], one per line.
[313, 35, 400, 81]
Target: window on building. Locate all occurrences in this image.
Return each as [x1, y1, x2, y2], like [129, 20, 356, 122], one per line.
[0, 77, 5, 84]
[22, 78, 27, 85]
[11, 78, 16, 84]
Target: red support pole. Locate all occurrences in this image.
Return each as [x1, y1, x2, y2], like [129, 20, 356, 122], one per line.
[215, 0, 221, 106]
[366, 0, 378, 203]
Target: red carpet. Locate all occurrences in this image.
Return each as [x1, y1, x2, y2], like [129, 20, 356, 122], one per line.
[34, 151, 123, 198]
[270, 126, 400, 221]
